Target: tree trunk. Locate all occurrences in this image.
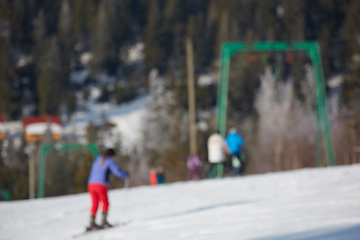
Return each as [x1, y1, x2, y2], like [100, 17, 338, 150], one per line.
[274, 135, 283, 171]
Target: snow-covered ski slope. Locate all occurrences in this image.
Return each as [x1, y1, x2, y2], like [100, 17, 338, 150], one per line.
[1, 164, 360, 240]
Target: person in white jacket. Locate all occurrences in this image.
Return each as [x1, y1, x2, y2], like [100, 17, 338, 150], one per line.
[207, 131, 229, 178]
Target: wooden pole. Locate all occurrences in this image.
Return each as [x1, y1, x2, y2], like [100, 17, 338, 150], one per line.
[186, 37, 197, 154]
[29, 155, 35, 199]
[28, 144, 36, 199]
[350, 117, 357, 164]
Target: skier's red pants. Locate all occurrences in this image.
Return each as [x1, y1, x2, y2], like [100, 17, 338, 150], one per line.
[88, 183, 109, 215]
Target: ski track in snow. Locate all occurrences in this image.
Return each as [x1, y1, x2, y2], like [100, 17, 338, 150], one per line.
[1, 165, 360, 239]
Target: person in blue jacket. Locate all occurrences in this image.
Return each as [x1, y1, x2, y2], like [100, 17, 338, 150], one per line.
[225, 128, 245, 176]
[87, 148, 129, 230]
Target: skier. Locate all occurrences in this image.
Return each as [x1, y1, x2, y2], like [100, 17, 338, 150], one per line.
[149, 168, 158, 186]
[207, 131, 229, 178]
[156, 166, 165, 184]
[225, 128, 245, 176]
[187, 153, 203, 180]
[87, 148, 129, 230]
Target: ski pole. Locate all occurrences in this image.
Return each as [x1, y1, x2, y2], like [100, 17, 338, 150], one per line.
[123, 178, 129, 223]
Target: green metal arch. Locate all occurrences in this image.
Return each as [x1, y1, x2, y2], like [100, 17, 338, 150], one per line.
[38, 143, 99, 198]
[216, 41, 336, 167]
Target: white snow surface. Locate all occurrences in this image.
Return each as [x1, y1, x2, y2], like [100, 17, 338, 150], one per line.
[1, 164, 360, 240]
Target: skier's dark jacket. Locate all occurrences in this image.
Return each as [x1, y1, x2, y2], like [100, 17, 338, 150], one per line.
[88, 155, 128, 186]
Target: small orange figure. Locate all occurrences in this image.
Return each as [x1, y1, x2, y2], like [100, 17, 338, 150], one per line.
[149, 168, 158, 186]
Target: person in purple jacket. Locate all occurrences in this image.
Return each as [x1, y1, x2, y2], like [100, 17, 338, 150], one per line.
[187, 153, 203, 180]
[87, 148, 129, 230]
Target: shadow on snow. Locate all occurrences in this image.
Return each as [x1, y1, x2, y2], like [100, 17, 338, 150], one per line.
[255, 224, 360, 240]
[144, 200, 256, 221]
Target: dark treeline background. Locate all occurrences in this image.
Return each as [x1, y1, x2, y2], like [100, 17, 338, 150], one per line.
[0, 0, 359, 119]
[1, 0, 360, 200]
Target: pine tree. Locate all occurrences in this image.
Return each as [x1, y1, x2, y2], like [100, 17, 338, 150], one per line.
[343, 0, 360, 160]
[37, 37, 63, 115]
[58, 0, 73, 116]
[32, 9, 46, 62]
[0, 19, 19, 119]
[91, 0, 133, 75]
[144, 0, 160, 72]
[86, 121, 98, 143]
[343, 0, 360, 108]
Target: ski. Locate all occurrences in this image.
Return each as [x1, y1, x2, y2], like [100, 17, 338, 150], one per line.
[72, 220, 131, 238]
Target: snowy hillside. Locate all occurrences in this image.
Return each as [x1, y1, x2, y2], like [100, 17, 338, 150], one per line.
[65, 95, 148, 150]
[1, 165, 360, 240]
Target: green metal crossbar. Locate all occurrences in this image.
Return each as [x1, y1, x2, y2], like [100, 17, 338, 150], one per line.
[38, 143, 99, 198]
[216, 41, 336, 167]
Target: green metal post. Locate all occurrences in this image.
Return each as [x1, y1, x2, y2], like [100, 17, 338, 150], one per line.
[216, 163, 224, 178]
[0, 189, 11, 201]
[38, 145, 53, 198]
[216, 45, 224, 133]
[316, 110, 322, 167]
[309, 43, 337, 166]
[218, 48, 231, 137]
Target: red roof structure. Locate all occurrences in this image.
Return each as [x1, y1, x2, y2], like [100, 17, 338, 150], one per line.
[22, 115, 62, 142]
[22, 116, 61, 126]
